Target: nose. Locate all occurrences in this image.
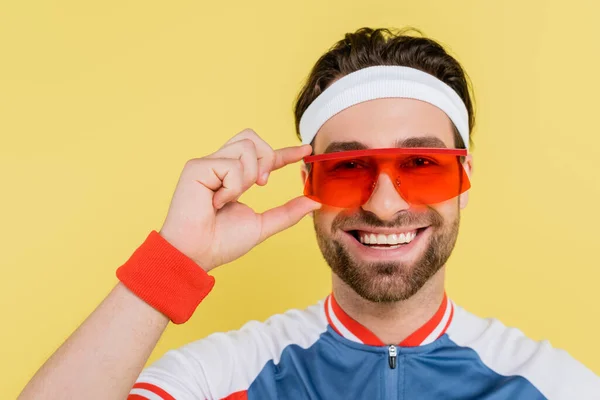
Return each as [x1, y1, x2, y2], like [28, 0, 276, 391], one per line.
[361, 173, 410, 220]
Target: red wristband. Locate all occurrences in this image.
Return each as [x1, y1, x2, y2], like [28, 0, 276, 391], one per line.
[116, 230, 215, 324]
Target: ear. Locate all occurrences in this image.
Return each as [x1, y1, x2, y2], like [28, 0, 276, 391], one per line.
[459, 153, 473, 210]
[300, 163, 308, 185]
[300, 164, 316, 218]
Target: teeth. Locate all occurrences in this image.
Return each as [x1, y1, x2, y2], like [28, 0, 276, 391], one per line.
[359, 230, 418, 245]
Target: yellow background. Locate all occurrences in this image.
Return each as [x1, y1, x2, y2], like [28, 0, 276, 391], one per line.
[1, 0, 599, 397]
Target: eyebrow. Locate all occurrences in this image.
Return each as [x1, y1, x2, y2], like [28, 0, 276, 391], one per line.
[323, 141, 368, 153]
[322, 136, 448, 154]
[395, 136, 447, 148]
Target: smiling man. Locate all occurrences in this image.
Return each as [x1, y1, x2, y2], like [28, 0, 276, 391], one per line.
[307, 101, 466, 308]
[19, 28, 600, 400]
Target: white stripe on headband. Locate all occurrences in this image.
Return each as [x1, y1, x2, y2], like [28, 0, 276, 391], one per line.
[299, 65, 470, 149]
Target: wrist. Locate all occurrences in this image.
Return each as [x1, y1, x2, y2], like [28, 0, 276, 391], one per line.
[158, 228, 215, 272]
[116, 230, 215, 324]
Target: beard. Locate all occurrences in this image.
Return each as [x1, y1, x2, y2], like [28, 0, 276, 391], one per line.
[314, 206, 460, 303]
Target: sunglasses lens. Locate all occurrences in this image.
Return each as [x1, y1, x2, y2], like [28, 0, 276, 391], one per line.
[304, 152, 470, 207]
[393, 154, 471, 205]
[304, 158, 376, 208]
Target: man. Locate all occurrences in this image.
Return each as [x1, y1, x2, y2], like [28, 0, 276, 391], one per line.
[20, 28, 600, 400]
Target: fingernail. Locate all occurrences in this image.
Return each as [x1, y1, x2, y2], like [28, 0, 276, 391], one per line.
[262, 172, 269, 183]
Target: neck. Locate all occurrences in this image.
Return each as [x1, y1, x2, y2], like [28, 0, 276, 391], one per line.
[331, 267, 446, 345]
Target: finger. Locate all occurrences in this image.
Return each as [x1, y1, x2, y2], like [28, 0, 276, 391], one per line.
[271, 144, 313, 172]
[224, 129, 276, 186]
[211, 161, 246, 209]
[187, 158, 244, 209]
[257, 196, 322, 243]
[208, 139, 258, 192]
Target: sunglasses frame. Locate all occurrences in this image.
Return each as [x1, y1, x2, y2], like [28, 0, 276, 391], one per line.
[303, 147, 469, 164]
[302, 147, 470, 208]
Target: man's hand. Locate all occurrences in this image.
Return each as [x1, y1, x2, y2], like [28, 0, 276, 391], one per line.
[18, 129, 321, 400]
[159, 128, 321, 272]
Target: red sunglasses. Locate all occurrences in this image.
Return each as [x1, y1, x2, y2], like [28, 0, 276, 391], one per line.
[303, 148, 470, 208]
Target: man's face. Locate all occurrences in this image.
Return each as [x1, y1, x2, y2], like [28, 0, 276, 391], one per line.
[308, 98, 472, 303]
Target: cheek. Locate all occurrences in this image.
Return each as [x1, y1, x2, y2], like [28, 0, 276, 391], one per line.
[458, 191, 469, 210]
[314, 207, 342, 235]
[313, 210, 331, 232]
[428, 199, 460, 223]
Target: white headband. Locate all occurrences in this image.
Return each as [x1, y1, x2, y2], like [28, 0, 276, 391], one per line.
[299, 65, 470, 149]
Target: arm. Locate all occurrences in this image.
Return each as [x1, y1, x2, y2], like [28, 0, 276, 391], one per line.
[18, 129, 320, 400]
[19, 283, 169, 399]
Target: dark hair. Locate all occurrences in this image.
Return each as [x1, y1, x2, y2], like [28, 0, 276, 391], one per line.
[293, 27, 475, 149]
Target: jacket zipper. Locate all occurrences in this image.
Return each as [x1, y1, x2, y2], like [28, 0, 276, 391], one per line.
[388, 345, 397, 369]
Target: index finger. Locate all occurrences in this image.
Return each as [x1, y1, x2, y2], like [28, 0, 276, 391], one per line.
[271, 144, 313, 172]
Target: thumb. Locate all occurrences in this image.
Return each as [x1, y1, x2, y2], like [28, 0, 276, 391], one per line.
[258, 196, 321, 243]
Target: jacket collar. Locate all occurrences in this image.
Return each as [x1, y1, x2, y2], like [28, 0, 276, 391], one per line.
[324, 292, 454, 347]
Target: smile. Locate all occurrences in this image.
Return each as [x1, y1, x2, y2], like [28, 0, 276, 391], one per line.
[357, 230, 417, 248]
[343, 227, 429, 257]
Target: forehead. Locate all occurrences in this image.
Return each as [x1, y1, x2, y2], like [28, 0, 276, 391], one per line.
[312, 98, 456, 153]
